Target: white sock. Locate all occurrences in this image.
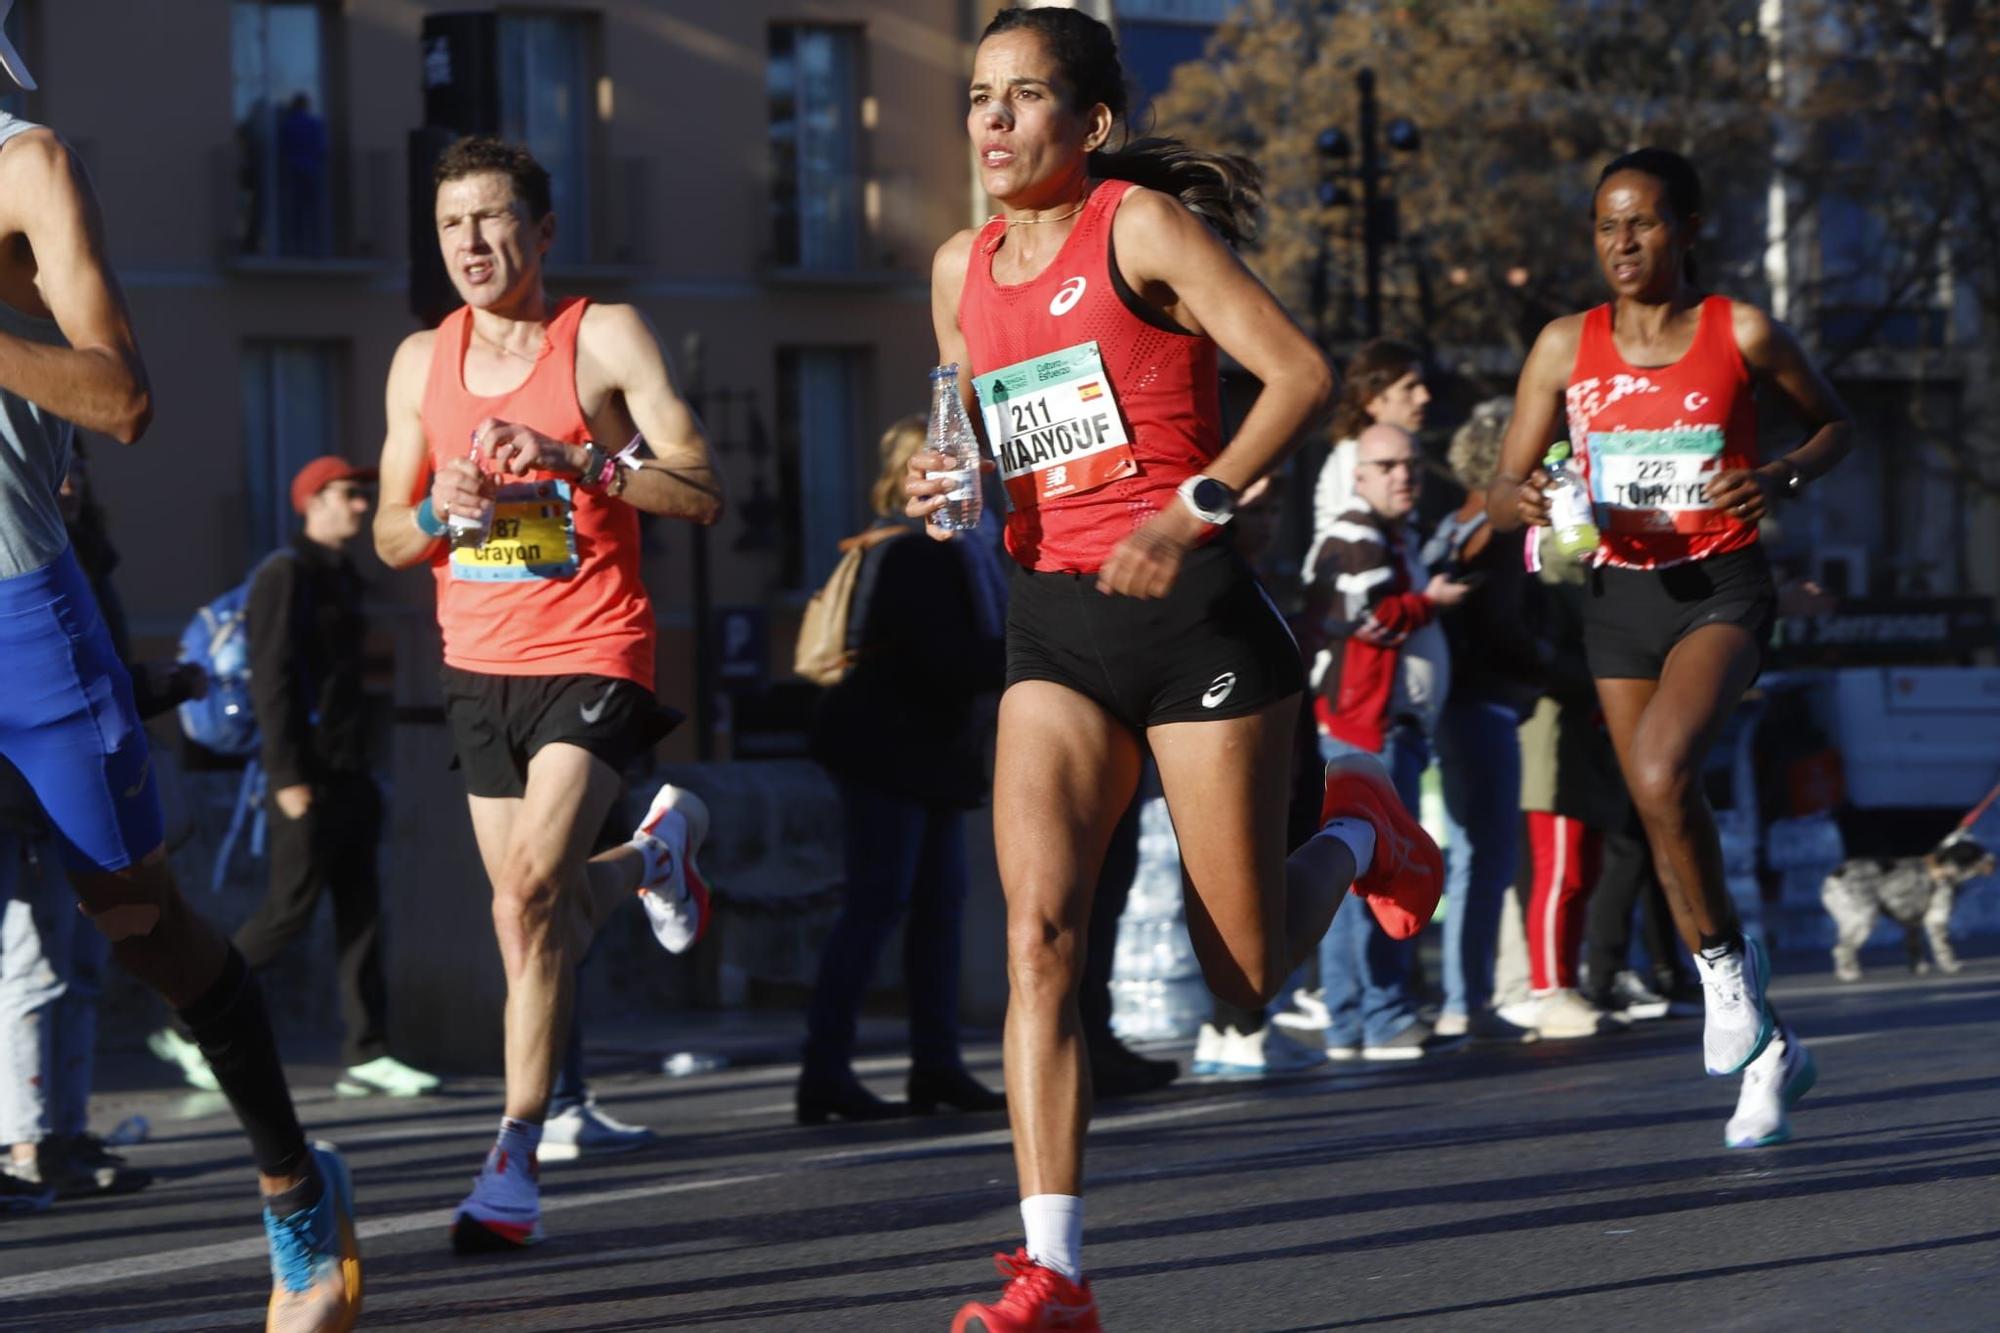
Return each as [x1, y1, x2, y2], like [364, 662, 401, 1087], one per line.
[1021, 1193, 1083, 1281]
[494, 1116, 542, 1170]
[1322, 817, 1376, 879]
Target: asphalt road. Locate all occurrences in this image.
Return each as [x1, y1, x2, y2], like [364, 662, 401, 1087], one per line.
[1, 954, 1995, 1332]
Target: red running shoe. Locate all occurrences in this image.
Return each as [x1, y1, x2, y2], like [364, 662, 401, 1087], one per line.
[951, 1250, 1101, 1332]
[1321, 754, 1443, 940]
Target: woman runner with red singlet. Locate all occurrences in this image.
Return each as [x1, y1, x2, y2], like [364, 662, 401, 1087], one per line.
[1489, 147, 1853, 1149]
[904, 10, 1442, 1330]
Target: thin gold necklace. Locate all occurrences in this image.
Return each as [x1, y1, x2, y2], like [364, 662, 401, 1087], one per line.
[997, 199, 1087, 226]
[473, 324, 543, 363]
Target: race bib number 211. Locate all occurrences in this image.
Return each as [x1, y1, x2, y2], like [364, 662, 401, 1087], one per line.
[973, 341, 1136, 509]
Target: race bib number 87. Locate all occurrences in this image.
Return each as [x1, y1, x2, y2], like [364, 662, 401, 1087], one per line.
[973, 341, 1136, 509]
[449, 479, 580, 581]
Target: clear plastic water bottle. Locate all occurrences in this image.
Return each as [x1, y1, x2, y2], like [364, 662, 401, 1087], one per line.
[925, 363, 982, 532]
[449, 440, 494, 548]
[1543, 441, 1599, 559]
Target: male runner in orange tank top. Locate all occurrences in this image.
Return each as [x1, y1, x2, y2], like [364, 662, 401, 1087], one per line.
[371, 138, 725, 1254]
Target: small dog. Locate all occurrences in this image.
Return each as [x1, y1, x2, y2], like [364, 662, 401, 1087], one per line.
[1821, 831, 1994, 981]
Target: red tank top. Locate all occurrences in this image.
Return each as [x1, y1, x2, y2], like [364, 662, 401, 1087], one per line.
[418, 297, 653, 685]
[1564, 295, 1760, 570]
[957, 180, 1221, 573]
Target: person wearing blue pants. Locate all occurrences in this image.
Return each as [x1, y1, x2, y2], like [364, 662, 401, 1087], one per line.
[1305, 425, 1466, 1060]
[1426, 401, 1544, 1043]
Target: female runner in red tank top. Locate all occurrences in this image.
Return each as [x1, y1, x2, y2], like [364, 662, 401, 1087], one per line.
[904, 11, 1444, 1331]
[1490, 149, 1853, 1151]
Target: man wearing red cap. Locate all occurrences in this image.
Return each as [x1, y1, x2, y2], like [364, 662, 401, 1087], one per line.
[152, 458, 441, 1100]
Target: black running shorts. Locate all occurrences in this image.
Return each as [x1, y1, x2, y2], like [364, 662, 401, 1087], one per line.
[1583, 544, 1776, 681]
[440, 666, 683, 798]
[1005, 541, 1306, 732]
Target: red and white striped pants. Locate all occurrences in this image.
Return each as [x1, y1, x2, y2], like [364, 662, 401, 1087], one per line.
[1525, 812, 1604, 992]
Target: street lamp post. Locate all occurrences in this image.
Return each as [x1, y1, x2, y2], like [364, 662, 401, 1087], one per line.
[1312, 68, 1421, 342]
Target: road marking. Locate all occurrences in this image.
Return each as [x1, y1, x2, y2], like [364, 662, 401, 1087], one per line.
[0, 1095, 1239, 1301]
[0, 1171, 771, 1300]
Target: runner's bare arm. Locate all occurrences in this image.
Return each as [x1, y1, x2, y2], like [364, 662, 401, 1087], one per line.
[907, 230, 981, 535]
[1113, 188, 1332, 496]
[582, 303, 723, 524]
[1487, 315, 1583, 532]
[373, 332, 446, 569]
[1729, 300, 1853, 492]
[0, 129, 150, 441]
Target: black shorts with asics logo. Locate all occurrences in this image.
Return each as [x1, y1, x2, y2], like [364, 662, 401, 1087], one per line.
[440, 666, 683, 798]
[1004, 541, 1306, 733]
[1583, 544, 1776, 681]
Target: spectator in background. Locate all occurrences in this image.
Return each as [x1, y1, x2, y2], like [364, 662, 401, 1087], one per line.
[798, 417, 1007, 1123]
[148, 458, 441, 1099]
[1302, 339, 1430, 577]
[1425, 401, 1544, 1044]
[1303, 424, 1466, 1060]
[1506, 529, 1618, 1039]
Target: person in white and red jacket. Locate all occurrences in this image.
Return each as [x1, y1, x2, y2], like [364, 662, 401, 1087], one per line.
[1299, 424, 1468, 1060]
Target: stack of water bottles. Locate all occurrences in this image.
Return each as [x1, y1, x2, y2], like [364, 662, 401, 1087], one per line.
[1109, 796, 1208, 1042]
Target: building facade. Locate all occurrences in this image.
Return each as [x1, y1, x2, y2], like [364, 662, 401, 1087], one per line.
[6, 0, 991, 758]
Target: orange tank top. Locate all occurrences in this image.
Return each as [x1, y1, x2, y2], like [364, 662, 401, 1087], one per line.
[418, 297, 653, 686]
[1564, 294, 1760, 570]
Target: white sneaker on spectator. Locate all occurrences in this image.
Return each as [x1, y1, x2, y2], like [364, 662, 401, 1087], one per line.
[1695, 938, 1773, 1075]
[1362, 1022, 1431, 1061]
[1197, 1024, 1327, 1078]
[1530, 989, 1608, 1040]
[335, 1055, 441, 1098]
[1467, 1009, 1539, 1044]
[1190, 1022, 1229, 1075]
[146, 1027, 219, 1092]
[539, 1099, 656, 1161]
[1606, 971, 1672, 1021]
[1432, 1011, 1469, 1039]
[1272, 987, 1330, 1033]
[1495, 999, 1542, 1031]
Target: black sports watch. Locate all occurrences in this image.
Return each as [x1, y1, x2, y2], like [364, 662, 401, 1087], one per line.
[1177, 475, 1237, 526]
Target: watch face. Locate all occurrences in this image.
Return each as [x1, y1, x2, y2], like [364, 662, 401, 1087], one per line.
[1193, 478, 1231, 513]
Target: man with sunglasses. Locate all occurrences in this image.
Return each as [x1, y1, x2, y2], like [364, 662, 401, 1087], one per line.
[235, 458, 439, 1097]
[1302, 423, 1469, 1060]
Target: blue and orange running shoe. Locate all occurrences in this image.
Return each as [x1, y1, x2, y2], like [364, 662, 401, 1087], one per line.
[263, 1142, 361, 1333]
[1321, 754, 1443, 940]
[450, 1141, 543, 1253]
[952, 1250, 1101, 1332]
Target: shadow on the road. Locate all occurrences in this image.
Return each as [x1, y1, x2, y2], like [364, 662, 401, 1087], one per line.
[1261, 1227, 2000, 1330]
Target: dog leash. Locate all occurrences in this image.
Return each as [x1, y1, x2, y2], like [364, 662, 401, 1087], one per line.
[1954, 773, 2000, 832]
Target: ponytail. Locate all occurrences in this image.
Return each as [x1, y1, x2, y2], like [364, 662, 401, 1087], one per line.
[1089, 138, 1262, 247]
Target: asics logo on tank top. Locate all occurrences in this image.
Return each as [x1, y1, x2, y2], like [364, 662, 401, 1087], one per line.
[1202, 672, 1238, 708]
[1049, 276, 1088, 317]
